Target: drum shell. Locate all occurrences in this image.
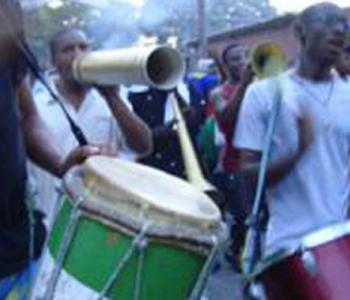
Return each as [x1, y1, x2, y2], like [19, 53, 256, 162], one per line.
[33, 196, 213, 300]
[32, 157, 225, 300]
[258, 222, 350, 300]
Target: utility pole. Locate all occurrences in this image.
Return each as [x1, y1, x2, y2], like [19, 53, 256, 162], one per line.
[196, 0, 207, 58]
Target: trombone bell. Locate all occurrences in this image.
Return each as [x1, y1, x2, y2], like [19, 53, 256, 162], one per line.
[250, 42, 287, 78]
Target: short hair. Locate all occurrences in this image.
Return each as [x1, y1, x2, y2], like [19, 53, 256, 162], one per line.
[221, 43, 239, 65]
[49, 27, 81, 62]
[294, 2, 344, 43]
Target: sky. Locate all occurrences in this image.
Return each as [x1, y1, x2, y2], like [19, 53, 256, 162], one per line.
[270, 0, 350, 13]
[22, 0, 350, 12]
[121, 0, 350, 13]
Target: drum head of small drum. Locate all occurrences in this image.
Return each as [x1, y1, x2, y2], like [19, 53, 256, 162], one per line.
[64, 156, 223, 242]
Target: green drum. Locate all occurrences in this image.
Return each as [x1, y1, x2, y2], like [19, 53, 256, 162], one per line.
[32, 156, 225, 300]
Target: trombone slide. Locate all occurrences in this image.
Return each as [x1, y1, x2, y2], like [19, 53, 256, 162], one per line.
[169, 93, 216, 193]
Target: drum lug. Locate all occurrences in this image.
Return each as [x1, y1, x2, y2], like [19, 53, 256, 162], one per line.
[136, 237, 148, 251]
[243, 281, 267, 300]
[301, 250, 318, 276]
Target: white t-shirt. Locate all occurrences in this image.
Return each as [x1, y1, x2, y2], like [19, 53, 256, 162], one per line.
[29, 79, 130, 227]
[234, 70, 350, 256]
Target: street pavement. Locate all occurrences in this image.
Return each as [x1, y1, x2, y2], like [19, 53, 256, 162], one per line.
[206, 260, 245, 300]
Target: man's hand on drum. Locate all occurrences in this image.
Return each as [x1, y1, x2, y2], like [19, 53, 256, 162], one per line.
[59, 145, 101, 176]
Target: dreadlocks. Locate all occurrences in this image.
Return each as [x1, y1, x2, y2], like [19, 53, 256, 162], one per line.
[0, 0, 27, 84]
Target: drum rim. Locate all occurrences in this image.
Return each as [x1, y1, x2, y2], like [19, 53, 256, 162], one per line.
[83, 156, 221, 223]
[63, 167, 227, 247]
[301, 220, 350, 249]
[255, 220, 350, 276]
[253, 248, 297, 277]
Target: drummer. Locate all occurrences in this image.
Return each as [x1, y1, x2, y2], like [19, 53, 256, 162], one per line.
[234, 2, 350, 258]
[29, 27, 153, 227]
[0, 2, 105, 299]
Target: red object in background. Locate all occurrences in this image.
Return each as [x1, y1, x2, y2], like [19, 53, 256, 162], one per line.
[215, 82, 241, 172]
[258, 222, 350, 300]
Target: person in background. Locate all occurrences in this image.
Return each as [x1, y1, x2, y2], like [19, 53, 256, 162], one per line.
[127, 82, 198, 179]
[29, 27, 152, 228]
[210, 44, 254, 173]
[187, 59, 221, 127]
[204, 43, 255, 271]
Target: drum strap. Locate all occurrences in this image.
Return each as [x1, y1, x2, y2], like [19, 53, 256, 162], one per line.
[0, 6, 88, 147]
[96, 223, 151, 300]
[241, 78, 282, 277]
[25, 186, 37, 300]
[44, 197, 85, 300]
[188, 236, 221, 300]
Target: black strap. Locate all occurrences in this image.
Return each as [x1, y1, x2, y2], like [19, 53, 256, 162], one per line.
[0, 2, 88, 146]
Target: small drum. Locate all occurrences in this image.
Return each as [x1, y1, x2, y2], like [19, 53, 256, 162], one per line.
[32, 156, 225, 300]
[257, 221, 350, 300]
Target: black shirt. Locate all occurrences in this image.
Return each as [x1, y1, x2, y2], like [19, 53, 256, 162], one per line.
[0, 0, 46, 278]
[128, 88, 186, 178]
[0, 61, 46, 279]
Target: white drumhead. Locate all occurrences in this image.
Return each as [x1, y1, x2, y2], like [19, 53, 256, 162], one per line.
[81, 156, 221, 232]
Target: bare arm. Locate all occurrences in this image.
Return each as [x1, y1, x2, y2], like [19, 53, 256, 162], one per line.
[19, 80, 100, 177]
[238, 149, 302, 187]
[98, 87, 153, 157]
[238, 117, 313, 187]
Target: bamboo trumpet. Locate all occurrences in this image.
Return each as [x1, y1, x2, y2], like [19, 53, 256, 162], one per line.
[73, 45, 185, 90]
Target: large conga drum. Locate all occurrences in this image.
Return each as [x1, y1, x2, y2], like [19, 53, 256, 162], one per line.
[32, 156, 225, 300]
[256, 221, 350, 300]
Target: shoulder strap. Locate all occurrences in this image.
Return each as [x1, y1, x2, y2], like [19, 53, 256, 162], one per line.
[242, 76, 283, 276]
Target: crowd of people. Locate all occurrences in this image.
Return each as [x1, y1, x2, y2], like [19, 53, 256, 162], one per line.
[1, 1, 350, 299]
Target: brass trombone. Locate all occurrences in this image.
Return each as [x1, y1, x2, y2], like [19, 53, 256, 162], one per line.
[171, 42, 288, 208]
[169, 94, 218, 195]
[241, 41, 288, 276]
[249, 42, 287, 79]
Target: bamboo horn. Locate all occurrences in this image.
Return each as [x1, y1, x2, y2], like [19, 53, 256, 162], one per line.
[73, 45, 186, 90]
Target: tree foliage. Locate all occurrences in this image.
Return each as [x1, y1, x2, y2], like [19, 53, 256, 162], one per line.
[24, 0, 96, 65]
[138, 0, 276, 41]
[23, 0, 277, 65]
[207, 0, 276, 34]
